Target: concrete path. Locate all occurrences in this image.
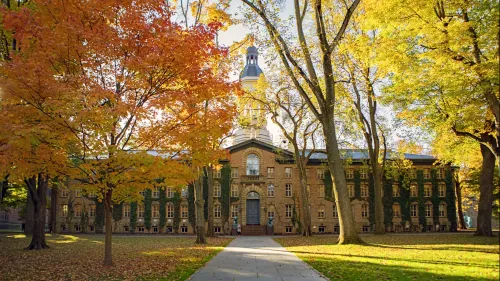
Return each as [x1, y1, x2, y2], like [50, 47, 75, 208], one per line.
[188, 236, 327, 281]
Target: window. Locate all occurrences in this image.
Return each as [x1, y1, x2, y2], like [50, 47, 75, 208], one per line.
[439, 204, 446, 217]
[138, 205, 145, 218]
[267, 184, 275, 197]
[285, 167, 292, 178]
[166, 226, 173, 233]
[231, 184, 239, 197]
[61, 189, 68, 198]
[392, 184, 400, 197]
[151, 187, 159, 198]
[246, 154, 259, 175]
[181, 226, 188, 233]
[62, 204, 68, 217]
[181, 205, 188, 218]
[410, 184, 418, 197]
[214, 205, 221, 218]
[75, 224, 81, 232]
[232, 205, 239, 218]
[139, 190, 145, 197]
[318, 185, 325, 197]
[424, 184, 432, 197]
[75, 205, 82, 217]
[153, 225, 158, 233]
[167, 205, 174, 218]
[267, 167, 275, 178]
[88, 190, 97, 197]
[285, 226, 293, 233]
[214, 226, 221, 233]
[214, 169, 221, 178]
[439, 184, 446, 197]
[425, 204, 432, 217]
[75, 189, 82, 198]
[361, 184, 368, 197]
[152, 205, 159, 218]
[231, 168, 239, 178]
[333, 204, 338, 218]
[437, 168, 444, 179]
[317, 169, 325, 179]
[424, 168, 431, 179]
[361, 204, 368, 218]
[362, 225, 370, 232]
[181, 187, 188, 198]
[318, 207, 325, 218]
[89, 205, 96, 217]
[137, 226, 145, 232]
[333, 225, 339, 233]
[346, 169, 354, 179]
[285, 184, 292, 197]
[214, 182, 221, 197]
[285, 205, 293, 218]
[268, 211, 275, 219]
[360, 169, 368, 179]
[166, 187, 174, 198]
[123, 205, 130, 218]
[348, 184, 355, 197]
[393, 204, 401, 217]
[318, 226, 326, 233]
[410, 204, 418, 217]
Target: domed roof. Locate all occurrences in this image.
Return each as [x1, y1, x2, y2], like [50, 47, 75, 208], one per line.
[240, 45, 264, 79]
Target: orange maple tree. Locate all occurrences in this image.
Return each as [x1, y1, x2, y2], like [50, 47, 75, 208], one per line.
[1, 0, 237, 265]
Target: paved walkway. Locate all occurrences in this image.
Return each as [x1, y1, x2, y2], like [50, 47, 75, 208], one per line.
[188, 236, 327, 281]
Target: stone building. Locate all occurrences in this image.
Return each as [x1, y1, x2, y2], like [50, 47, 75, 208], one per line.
[54, 46, 457, 235]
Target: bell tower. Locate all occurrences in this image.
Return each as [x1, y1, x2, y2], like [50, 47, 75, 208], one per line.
[233, 46, 272, 145]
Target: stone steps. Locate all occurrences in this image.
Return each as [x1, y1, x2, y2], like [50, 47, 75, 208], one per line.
[242, 225, 266, 236]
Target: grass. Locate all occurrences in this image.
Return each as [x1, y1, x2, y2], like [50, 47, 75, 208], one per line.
[275, 233, 499, 281]
[0, 234, 231, 281]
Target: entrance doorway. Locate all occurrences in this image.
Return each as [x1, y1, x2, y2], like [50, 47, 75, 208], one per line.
[246, 191, 260, 225]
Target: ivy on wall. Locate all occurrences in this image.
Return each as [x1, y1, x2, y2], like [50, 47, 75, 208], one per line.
[112, 203, 123, 222]
[130, 202, 137, 233]
[220, 163, 231, 225]
[171, 192, 181, 233]
[431, 170, 441, 227]
[94, 199, 105, 233]
[398, 174, 411, 226]
[417, 170, 427, 231]
[144, 189, 152, 231]
[159, 187, 166, 232]
[323, 170, 333, 201]
[187, 183, 196, 232]
[445, 169, 457, 231]
[383, 178, 394, 228]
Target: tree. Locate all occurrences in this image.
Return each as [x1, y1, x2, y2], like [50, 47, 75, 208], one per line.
[241, 0, 363, 244]
[249, 76, 320, 236]
[370, 0, 499, 236]
[1, 0, 236, 264]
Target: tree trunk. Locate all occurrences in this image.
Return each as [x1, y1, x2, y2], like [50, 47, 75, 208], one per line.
[296, 155, 312, 236]
[474, 144, 495, 236]
[323, 116, 363, 244]
[194, 175, 206, 244]
[455, 179, 467, 230]
[25, 188, 34, 235]
[103, 189, 113, 266]
[205, 166, 215, 237]
[373, 167, 385, 234]
[25, 174, 49, 250]
[0, 176, 8, 203]
[50, 185, 58, 233]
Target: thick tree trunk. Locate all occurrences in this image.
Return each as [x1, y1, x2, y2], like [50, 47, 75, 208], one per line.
[194, 175, 206, 244]
[323, 116, 363, 244]
[25, 188, 34, 235]
[0, 176, 8, 203]
[205, 166, 215, 237]
[455, 180, 467, 230]
[25, 174, 49, 250]
[296, 156, 312, 236]
[474, 144, 495, 236]
[50, 186, 58, 233]
[373, 167, 385, 234]
[103, 190, 113, 266]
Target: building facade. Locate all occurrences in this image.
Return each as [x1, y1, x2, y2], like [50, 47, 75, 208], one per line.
[54, 46, 457, 235]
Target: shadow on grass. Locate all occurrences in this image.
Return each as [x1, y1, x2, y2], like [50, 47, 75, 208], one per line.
[305, 256, 496, 281]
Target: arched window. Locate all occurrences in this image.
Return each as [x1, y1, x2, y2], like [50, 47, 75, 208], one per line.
[246, 153, 259, 175]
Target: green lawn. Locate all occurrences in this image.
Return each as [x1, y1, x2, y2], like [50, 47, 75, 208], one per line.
[275, 233, 499, 281]
[0, 234, 231, 281]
